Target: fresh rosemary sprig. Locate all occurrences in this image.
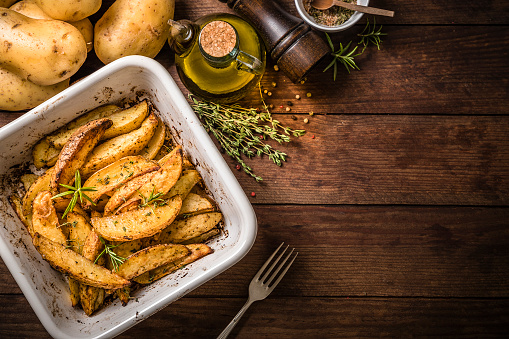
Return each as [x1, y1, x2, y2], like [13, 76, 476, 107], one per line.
[324, 18, 387, 80]
[324, 35, 361, 80]
[95, 237, 126, 272]
[51, 170, 96, 219]
[190, 94, 305, 182]
[358, 18, 387, 52]
[137, 186, 165, 214]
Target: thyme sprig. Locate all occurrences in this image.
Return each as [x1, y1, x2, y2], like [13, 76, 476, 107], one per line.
[190, 94, 305, 181]
[358, 18, 387, 52]
[324, 18, 387, 80]
[51, 170, 96, 219]
[95, 237, 126, 272]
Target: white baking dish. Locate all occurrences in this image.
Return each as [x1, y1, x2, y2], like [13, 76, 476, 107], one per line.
[0, 56, 257, 338]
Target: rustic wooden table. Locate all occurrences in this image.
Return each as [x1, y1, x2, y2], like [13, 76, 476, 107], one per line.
[1, 0, 508, 338]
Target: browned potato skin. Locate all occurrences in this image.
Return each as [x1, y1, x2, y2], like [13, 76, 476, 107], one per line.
[51, 118, 113, 195]
[81, 113, 159, 177]
[32, 233, 131, 289]
[22, 166, 54, 216]
[80, 230, 106, 315]
[0, 0, 18, 7]
[91, 195, 182, 241]
[32, 191, 67, 245]
[0, 9, 87, 86]
[134, 244, 212, 284]
[116, 244, 189, 280]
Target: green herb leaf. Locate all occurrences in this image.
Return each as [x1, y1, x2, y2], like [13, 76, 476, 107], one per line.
[51, 170, 97, 219]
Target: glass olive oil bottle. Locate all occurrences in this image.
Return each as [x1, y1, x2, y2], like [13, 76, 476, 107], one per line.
[168, 13, 266, 103]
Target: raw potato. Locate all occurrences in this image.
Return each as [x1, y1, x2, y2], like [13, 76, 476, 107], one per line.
[32, 233, 131, 289]
[134, 244, 212, 284]
[81, 113, 159, 177]
[94, 0, 175, 64]
[82, 156, 160, 207]
[51, 118, 113, 194]
[34, 0, 101, 21]
[0, 67, 69, 111]
[0, 9, 87, 86]
[32, 191, 66, 244]
[10, 0, 53, 19]
[116, 244, 189, 280]
[69, 18, 94, 53]
[91, 195, 182, 241]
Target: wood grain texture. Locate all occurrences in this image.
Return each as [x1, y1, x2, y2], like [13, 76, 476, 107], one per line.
[0, 296, 508, 338]
[217, 114, 509, 205]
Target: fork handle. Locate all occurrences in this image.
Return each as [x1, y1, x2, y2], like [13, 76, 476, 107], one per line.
[217, 299, 254, 339]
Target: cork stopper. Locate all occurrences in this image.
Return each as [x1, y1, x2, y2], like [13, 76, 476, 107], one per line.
[200, 21, 237, 58]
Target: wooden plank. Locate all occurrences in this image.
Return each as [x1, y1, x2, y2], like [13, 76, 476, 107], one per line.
[0, 295, 507, 338]
[2, 25, 508, 116]
[217, 114, 509, 205]
[2, 206, 508, 297]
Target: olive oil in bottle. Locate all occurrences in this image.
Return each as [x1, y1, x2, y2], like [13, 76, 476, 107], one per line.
[168, 13, 266, 103]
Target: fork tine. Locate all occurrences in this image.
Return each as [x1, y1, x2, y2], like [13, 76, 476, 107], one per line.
[254, 242, 284, 280]
[260, 244, 288, 283]
[265, 248, 294, 287]
[268, 251, 298, 291]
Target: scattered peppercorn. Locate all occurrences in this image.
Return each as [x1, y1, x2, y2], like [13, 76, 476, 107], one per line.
[285, 107, 291, 112]
[295, 94, 301, 100]
[251, 192, 256, 197]
[306, 92, 312, 98]
[236, 164, 241, 170]
[309, 111, 314, 116]
[291, 115, 297, 120]
[273, 65, 279, 71]
[304, 118, 309, 123]
[267, 92, 272, 96]
[312, 135, 315, 139]
[286, 101, 293, 106]
[263, 89, 268, 94]
[271, 82, 277, 87]
[269, 104, 274, 109]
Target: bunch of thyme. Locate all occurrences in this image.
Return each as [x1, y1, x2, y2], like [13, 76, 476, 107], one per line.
[324, 18, 387, 80]
[190, 93, 305, 181]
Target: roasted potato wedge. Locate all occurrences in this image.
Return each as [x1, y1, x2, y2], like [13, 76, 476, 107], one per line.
[22, 166, 54, 216]
[32, 191, 66, 245]
[140, 113, 166, 160]
[103, 170, 157, 216]
[20, 173, 39, 191]
[134, 244, 212, 284]
[114, 146, 182, 214]
[32, 233, 130, 289]
[9, 194, 33, 236]
[51, 118, 113, 195]
[32, 138, 60, 169]
[116, 244, 189, 280]
[181, 228, 220, 245]
[107, 239, 144, 270]
[81, 113, 159, 177]
[82, 156, 159, 208]
[179, 192, 216, 217]
[45, 104, 121, 149]
[161, 169, 201, 200]
[91, 195, 182, 241]
[150, 212, 223, 245]
[79, 230, 106, 315]
[67, 212, 93, 254]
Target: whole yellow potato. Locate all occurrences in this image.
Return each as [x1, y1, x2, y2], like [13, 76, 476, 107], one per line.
[94, 0, 175, 64]
[0, 8, 87, 86]
[10, 0, 94, 53]
[0, 67, 69, 111]
[34, 0, 101, 22]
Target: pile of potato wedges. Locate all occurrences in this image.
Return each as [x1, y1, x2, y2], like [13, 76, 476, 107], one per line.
[9, 99, 223, 315]
[1, 0, 175, 111]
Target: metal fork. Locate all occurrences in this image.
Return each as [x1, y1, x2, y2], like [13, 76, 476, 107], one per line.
[217, 243, 298, 339]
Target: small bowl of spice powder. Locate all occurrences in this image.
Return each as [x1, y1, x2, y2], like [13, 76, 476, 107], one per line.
[295, 0, 370, 32]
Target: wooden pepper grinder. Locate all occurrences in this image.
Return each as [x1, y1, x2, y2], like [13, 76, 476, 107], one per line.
[218, 0, 330, 83]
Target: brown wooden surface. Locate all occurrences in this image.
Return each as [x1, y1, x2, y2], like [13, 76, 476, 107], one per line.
[1, 0, 508, 338]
